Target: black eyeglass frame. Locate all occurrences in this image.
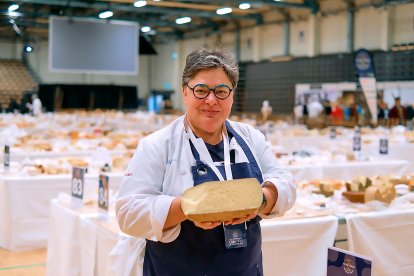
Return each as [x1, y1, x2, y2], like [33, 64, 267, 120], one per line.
[186, 83, 234, 100]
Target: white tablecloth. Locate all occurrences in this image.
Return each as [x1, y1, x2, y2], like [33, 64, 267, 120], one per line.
[261, 216, 338, 276]
[346, 209, 414, 276]
[269, 135, 333, 152]
[0, 149, 127, 162]
[0, 172, 122, 251]
[363, 143, 414, 168]
[284, 159, 409, 182]
[47, 198, 338, 276]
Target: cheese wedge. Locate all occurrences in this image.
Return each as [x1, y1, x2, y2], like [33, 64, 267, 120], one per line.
[181, 178, 263, 222]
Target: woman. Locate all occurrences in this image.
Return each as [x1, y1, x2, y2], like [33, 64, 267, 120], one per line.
[116, 48, 296, 275]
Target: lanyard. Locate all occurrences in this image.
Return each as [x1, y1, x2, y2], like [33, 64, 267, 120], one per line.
[186, 122, 233, 181]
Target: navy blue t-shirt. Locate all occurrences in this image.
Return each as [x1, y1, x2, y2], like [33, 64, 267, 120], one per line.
[205, 140, 224, 162]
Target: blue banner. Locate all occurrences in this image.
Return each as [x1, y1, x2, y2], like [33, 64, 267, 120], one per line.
[354, 49, 375, 78]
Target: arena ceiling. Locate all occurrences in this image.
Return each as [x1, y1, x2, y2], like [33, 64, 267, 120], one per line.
[0, 0, 412, 43]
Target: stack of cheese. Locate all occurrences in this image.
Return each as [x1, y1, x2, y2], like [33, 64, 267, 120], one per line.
[181, 178, 263, 222]
[343, 176, 397, 204]
[365, 176, 396, 204]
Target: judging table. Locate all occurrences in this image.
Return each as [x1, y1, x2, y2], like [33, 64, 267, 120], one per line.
[0, 172, 123, 251]
[0, 158, 409, 252]
[363, 143, 414, 168]
[346, 208, 414, 276]
[269, 131, 414, 170]
[283, 159, 410, 182]
[0, 149, 127, 163]
[46, 196, 339, 276]
[46, 194, 414, 276]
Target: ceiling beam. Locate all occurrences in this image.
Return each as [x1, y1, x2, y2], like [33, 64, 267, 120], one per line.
[184, 0, 318, 12]
[3, 0, 263, 23]
[0, 11, 219, 31]
[258, 0, 318, 13]
[98, 0, 257, 15]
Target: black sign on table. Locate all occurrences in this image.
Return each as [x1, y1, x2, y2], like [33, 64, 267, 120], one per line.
[98, 174, 109, 211]
[3, 145, 10, 169]
[71, 167, 86, 200]
[353, 135, 361, 152]
[379, 138, 388, 155]
[330, 127, 336, 139]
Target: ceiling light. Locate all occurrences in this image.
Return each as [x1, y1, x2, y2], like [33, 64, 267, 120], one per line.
[134, 1, 147, 8]
[98, 10, 113, 19]
[8, 4, 19, 12]
[24, 44, 33, 53]
[216, 7, 232, 15]
[8, 11, 21, 18]
[141, 26, 151, 33]
[176, 16, 191, 24]
[239, 3, 251, 10]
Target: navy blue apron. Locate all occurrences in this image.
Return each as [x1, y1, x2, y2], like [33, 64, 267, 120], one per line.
[143, 121, 264, 276]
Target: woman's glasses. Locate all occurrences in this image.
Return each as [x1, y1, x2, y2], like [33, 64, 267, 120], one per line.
[186, 83, 233, 100]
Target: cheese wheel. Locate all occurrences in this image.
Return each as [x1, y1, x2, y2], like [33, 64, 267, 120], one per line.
[181, 178, 263, 222]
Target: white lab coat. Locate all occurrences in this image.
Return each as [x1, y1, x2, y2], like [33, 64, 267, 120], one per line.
[32, 98, 42, 116]
[116, 116, 296, 244]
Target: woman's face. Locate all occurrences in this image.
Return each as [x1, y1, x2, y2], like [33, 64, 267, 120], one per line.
[183, 67, 234, 138]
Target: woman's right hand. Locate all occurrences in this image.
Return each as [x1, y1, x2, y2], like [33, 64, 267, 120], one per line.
[193, 221, 222, 230]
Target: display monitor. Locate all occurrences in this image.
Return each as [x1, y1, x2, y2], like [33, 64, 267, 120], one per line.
[49, 16, 138, 75]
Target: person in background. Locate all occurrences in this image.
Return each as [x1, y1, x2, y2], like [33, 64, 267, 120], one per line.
[330, 100, 344, 125]
[406, 102, 414, 130]
[6, 96, 21, 113]
[293, 103, 304, 124]
[389, 97, 406, 126]
[306, 96, 323, 128]
[261, 100, 272, 122]
[322, 98, 332, 117]
[26, 93, 42, 116]
[307, 96, 323, 119]
[377, 97, 389, 127]
[116, 48, 296, 276]
[345, 98, 358, 125]
[162, 98, 174, 114]
[357, 104, 365, 126]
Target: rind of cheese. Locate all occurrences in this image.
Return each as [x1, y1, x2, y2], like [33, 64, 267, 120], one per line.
[181, 178, 263, 222]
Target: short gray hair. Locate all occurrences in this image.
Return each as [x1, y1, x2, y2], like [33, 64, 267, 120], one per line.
[182, 49, 239, 88]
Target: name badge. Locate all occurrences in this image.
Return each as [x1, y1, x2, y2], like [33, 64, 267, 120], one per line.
[223, 223, 247, 249]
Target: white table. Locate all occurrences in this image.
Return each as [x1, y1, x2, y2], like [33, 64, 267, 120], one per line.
[363, 143, 414, 168]
[346, 208, 414, 276]
[284, 159, 410, 182]
[270, 132, 414, 171]
[0, 172, 123, 251]
[269, 135, 334, 152]
[261, 216, 338, 276]
[0, 149, 127, 163]
[47, 198, 338, 276]
[47, 198, 143, 276]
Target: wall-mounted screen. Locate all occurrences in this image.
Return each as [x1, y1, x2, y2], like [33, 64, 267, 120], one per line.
[49, 16, 138, 75]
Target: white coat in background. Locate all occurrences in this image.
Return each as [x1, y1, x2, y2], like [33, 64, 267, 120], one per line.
[32, 97, 42, 116]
